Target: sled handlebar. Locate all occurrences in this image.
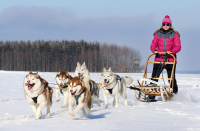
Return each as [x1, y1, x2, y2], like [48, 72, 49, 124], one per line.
[153, 52, 175, 58]
[149, 52, 176, 61]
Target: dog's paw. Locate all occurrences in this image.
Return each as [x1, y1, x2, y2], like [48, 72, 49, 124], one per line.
[98, 103, 101, 107]
[71, 112, 76, 117]
[61, 105, 66, 108]
[45, 115, 50, 119]
[56, 99, 60, 102]
[124, 103, 128, 106]
[115, 104, 119, 108]
[105, 104, 108, 109]
[35, 117, 40, 120]
[68, 111, 72, 116]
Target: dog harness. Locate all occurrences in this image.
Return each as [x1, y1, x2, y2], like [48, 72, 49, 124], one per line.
[107, 75, 121, 94]
[31, 83, 48, 104]
[74, 87, 86, 105]
[60, 84, 68, 95]
[32, 96, 38, 103]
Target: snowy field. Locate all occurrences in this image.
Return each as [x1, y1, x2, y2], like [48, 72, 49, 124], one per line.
[0, 71, 200, 131]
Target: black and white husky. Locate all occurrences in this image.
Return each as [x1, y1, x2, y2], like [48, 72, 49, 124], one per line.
[75, 62, 101, 107]
[101, 67, 133, 108]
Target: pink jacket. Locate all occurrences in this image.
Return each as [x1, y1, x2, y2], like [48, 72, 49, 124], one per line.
[150, 28, 181, 63]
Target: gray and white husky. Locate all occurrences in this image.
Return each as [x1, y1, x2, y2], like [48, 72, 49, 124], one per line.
[75, 62, 101, 107]
[101, 67, 133, 108]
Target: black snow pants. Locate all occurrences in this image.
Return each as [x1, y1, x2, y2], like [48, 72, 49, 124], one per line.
[149, 63, 178, 99]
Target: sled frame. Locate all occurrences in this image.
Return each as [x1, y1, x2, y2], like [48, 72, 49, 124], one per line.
[133, 52, 176, 102]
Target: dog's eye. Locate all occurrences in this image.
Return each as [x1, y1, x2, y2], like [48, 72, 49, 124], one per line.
[32, 79, 34, 80]
[27, 78, 29, 79]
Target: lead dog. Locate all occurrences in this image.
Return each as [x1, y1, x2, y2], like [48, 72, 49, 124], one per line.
[75, 62, 101, 107]
[68, 76, 92, 118]
[55, 70, 71, 108]
[23, 71, 53, 120]
[101, 67, 133, 108]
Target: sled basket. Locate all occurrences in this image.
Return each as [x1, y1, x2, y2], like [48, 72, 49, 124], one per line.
[130, 52, 176, 102]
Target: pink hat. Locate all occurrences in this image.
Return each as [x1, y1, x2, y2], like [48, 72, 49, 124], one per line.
[162, 15, 172, 24]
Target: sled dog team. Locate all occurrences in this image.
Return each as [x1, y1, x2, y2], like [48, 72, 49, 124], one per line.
[23, 62, 133, 120]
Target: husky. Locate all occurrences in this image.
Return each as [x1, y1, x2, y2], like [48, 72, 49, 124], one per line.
[75, 62, 101, 107]
[101, 67, 133, 109]
[68, 76, 92, 118]
[23, 71, 53, 120]
[55, 70, 72, 108]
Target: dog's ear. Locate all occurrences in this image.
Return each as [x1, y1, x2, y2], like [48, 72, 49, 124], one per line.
[36, 71, 38, 75]
[82, 61, 86, 67]
[65, 70, 68, 74]
[66, 73, 71, 78]
[29, 71, 32, 74]
[108, 67, 112, 71]
[103, 67, 106, 72]
[77, 62, 80, 67]
[69, 75, 72, 79]
[109, 72, 113, 76]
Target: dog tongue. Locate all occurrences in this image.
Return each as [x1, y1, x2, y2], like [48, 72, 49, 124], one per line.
[71, 89, 77, 96]
[25, 83, 32, 90]
[60, 85, 63, 88]
[28, 86, 32, 90]
[104, 82, 108, 85]
[25, 82, 34, 90]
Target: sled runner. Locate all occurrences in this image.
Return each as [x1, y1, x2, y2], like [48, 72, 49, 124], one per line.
[130, 52, 176, 102]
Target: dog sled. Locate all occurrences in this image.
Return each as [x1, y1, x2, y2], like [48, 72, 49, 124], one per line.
[130, 52, 176, 102]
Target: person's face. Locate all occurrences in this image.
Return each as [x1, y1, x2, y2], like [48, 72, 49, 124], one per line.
[162, 23, 171, 30]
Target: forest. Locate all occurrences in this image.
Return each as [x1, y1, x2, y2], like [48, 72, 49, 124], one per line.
[0, 40, 143, 72]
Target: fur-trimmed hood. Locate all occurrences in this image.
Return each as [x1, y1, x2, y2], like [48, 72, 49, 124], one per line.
[153, 27, 180, 38]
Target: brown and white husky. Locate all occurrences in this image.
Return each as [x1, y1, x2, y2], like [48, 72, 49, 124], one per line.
[55, 70, 71, 108]
[23, 71, 53, 120]
[75, 62, 101, 107]
[68, 76, 92, 118]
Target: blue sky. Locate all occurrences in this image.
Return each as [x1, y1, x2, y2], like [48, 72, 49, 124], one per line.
[0, 0, 199, 71]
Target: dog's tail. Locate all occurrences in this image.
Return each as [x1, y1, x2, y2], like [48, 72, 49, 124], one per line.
[47, 87, 53, 103]
[122, 76, 133, 85]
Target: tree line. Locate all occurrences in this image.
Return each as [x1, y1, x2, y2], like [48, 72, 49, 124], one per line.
[0, 40, 143, 72]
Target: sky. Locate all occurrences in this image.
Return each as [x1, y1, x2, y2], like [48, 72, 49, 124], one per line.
[0, 0, 199, 71]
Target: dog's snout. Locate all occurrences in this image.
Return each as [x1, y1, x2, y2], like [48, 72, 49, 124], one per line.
[104, 79, 107, 82]
[27, 80, 30, 83]
[70, 90, 73, 93]
[78, 73, 81, 76]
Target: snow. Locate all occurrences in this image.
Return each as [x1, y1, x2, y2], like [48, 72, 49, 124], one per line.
[0, 71, 200, 131]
